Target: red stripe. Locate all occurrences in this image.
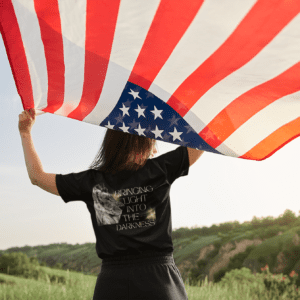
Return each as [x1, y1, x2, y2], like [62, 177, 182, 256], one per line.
[0, 0, 34, 110]
[201, 62, 300, 148]
[34, 0, 64, 113]
[198, 127, 222, 148]
[128, 0, 204, 90]
[67, 0, 121, 121]
[167, 0, 300, 116]
[240, 117, 300, 161]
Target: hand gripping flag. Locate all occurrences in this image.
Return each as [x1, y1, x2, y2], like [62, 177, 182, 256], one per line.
[1, 0, 300, 160]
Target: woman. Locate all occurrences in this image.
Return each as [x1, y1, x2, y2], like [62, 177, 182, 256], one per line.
[19, 108, 204, 300]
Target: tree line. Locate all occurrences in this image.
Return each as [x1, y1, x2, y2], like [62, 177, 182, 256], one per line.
[172, 209, 298, 240]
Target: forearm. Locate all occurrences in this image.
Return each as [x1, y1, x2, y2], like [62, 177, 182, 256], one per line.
[20, 132, 44, 184]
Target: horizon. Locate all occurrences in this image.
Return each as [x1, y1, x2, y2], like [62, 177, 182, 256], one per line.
[1, 207, 298, 251]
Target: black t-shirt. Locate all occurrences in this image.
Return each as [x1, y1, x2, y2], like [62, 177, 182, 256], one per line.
[56, 146, 189, 259]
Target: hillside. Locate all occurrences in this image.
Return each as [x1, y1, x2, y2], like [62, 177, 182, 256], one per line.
[0, 243, 100, 276]
[1, 209, 300, 285]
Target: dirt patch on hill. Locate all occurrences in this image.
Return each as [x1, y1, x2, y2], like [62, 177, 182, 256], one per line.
[293, 233, 300, 246]
[208, 239, 263, 281]
[198, 244, 215, 261]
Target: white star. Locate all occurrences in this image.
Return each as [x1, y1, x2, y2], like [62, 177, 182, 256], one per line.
[169, 127, 183, 141]
[134, 124, 146, 136]
[105, 121, 114, 129]
[151, 125, 164, 139]
[150, 106, 163, 120]
[134, 104, 146, 118]
[119, 103, 130, 117]
[119, 122, 130, 133]
[128, 89, 142, 100]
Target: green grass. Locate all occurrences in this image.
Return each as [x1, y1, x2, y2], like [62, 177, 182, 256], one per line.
[0, 272, 96, 300]
[185, 279, 264, 300]
[2, 272, 300, 300]
[2, 246, 300, 300]
[185, 281, 270, 300]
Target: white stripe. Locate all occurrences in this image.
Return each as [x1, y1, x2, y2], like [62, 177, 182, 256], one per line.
[11, 0, 48, 109]
[217, 90, 300, 157]
[83, 0, 160, 125]
[186, 12, 300, 133]
[148, 0, 258, 102]
[54, 0, 87, 117]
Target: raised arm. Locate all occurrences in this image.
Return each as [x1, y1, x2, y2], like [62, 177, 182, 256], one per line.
[18, 109, 59, 195]
[187, 147, 204, 167]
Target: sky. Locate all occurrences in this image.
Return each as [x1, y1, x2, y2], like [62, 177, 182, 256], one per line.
[1, 36, 300, 251]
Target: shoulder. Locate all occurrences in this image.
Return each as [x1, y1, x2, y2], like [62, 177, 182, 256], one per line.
[149, 146, 189, 183]
[56, 169, 100, 202]
[56, 168, 99, 191]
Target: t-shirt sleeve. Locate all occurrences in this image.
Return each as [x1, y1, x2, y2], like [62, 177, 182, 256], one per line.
[156, 146, 189, 184]
[56, 170, 91, 203]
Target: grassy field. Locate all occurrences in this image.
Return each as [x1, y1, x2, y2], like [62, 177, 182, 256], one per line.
[0, 271, 96, 300]
[1, 269, 300, 300]
[184, 278, 299, 300]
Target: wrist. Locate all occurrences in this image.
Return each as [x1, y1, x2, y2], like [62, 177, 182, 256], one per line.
[20, 131, 32, 138]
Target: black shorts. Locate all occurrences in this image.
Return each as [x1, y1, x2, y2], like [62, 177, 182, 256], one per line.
[92, 252, 188, 300]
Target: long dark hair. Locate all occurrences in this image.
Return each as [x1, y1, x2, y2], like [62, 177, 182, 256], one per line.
[89, 129, 157, 174]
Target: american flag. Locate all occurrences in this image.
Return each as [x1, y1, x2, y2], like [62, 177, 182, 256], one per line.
[1, 0, 300, 160]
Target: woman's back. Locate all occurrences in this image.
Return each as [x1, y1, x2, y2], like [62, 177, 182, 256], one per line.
[56, 145, 190, 259]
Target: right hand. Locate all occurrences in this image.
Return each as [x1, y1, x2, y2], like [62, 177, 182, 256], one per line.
[18, 108, 36, 134]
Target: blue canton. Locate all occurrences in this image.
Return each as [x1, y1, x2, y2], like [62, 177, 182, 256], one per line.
[99, 82, 221, 154]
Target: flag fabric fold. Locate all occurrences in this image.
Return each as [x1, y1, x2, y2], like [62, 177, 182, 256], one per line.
[1, 0, 300, 160]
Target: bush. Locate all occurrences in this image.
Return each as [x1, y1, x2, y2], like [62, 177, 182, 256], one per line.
[213, 240, 222, 250]
[214, 267, 227, 283]
[48, 274, 67, 284]
[40, 261, 47, 267]
[259, 225, 282, 239]
[53, 262, 63, 270]
[22, 266, 66, 284]
[29, 256, 40, 266]
[261, 264, 299, 298]
[282, 245, 300, 275]
[187, 269, 204, 286]
[196, 259, 208, 269]
[218, 267, 264, 288]
[0, 252, 66, 285]
[0, 252, 31, 276]
[278, 209, 297, 227]
[22, 265, 47, 281]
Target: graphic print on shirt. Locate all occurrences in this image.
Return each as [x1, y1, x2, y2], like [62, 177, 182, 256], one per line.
[92, 184, 124, 226]
[92, 183, 156, 230]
